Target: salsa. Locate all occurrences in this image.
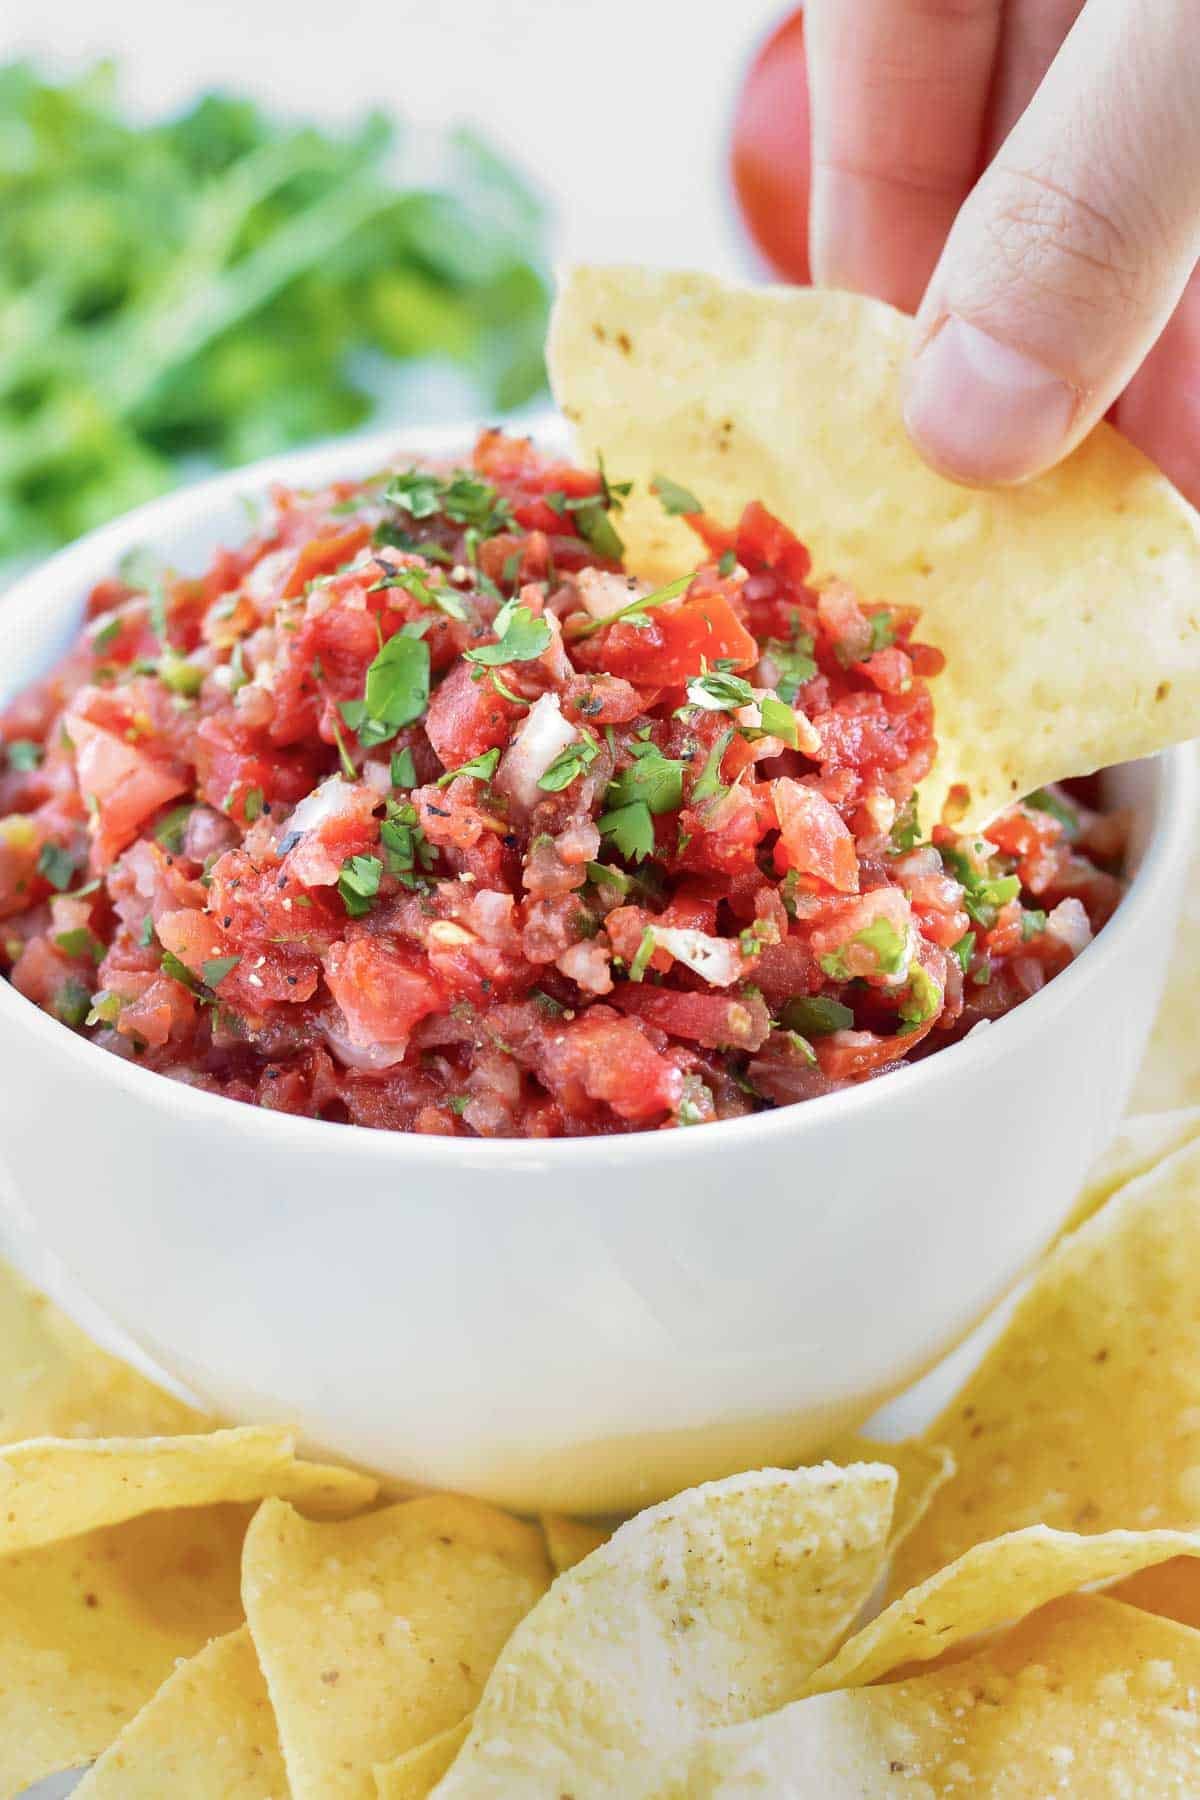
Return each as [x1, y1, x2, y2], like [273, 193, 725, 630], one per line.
[0, 432, 1125, 1136]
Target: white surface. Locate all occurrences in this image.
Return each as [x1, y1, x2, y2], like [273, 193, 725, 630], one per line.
[0, 421, 1192, 1526]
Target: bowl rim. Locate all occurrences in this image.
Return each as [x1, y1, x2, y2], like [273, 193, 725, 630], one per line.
[0, 421, 1195, 1170]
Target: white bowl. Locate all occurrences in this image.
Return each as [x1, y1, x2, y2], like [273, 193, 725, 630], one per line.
[0, 424, 1193, 1514]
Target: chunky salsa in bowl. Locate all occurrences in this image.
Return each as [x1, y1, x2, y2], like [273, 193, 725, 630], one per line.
[0, 431, 1125, 1138]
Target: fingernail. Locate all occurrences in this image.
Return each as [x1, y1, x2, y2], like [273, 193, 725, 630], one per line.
[904, 316, 1078, 484]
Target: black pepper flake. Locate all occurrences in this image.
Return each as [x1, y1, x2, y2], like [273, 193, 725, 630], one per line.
[502, 833, 519, 849]
[426, 804, 450, 818]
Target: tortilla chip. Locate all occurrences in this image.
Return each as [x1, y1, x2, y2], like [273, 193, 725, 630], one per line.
[1056, 1107, 1200, 1241]
[73, 1625, 288, 1798]
[242, 1494, 552, 1800]
[803, 1524, 1200, 1695]
[819, 1435, 954, 1555]
[1133, 846, 1200, 1112]
[0, 1426, 376, 1554]
[540, 1514, 611, 1573]
[892, 1134, 1200, 1592]
[374, 1720, 471, 1799]
[431, 1463, 896, 1799]
[0, 1501, 250, 1795]
[549, 266, 1200, 827]
[670, 1594, 1200, 1796]
[0, 1256, 209, 1442]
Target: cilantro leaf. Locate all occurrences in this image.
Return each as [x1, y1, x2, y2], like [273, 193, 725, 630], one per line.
[1025, 787, 1080, 838]
[758, 694, 799, 748]
[571, 499, 624, 561]
[464, 600, 552, 668]
[342, 632, 431, 748]
[437, 747, 501, 787]
[371, 567, 470, 622]
[538, 733, 599, 793]
[338, 854, 383, 917]
[867, 609, 896, 653]
[764, 629, 818, 703]
[651, 474, 703, 516]
[779, 995, 854, 1037]
[598, 801, 655, 863]
[5, 740, 41, 773]
[691, 727, 735, 803]
[37, 842, 80, 892]
[606, 742, 686, 815]
[890, 795, 922, 853]
[55, 927, 103, 964]
[950, 931, 976, 975]
[686, 669, 755, 713]
[628, 927, 657, 983]
[390, 748, 417, 788]
[202, 954, 241, 989]
[573, 573, 693, 639]
[160, 950, 197, 990]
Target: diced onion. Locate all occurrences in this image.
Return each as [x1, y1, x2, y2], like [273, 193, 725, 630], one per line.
[1045, 897, 1093, 956]
[575, 568, 649, 621]
[495, 693, 578, 810]
[648, 926, 743, 988]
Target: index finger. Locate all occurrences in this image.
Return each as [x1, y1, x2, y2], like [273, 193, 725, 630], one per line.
[805, 0, 1003, 311]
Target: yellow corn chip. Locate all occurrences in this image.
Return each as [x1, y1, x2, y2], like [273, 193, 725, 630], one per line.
[539, 1514, 611, 1574]
[242, 1494, 552, 1800]
[432, 1463, 896, 1799]
[374, 1720, 472, 1799]
[0, 1501, 250, 1795]
[0, 1426, 376, 1554]
[1110, 1556, 1200, 1631]
[819, 1435, 954, 1556]
[73, 1624, 288, 1798]
[549, 266, 1200, 827]
[804, 1525, 1200, 1695]
[892, 1134, 1200, 1590]
[1056, 1107, 1200, 1240]
[0, 1256, 208, 1442]
[668, 1594, 1200, 1796]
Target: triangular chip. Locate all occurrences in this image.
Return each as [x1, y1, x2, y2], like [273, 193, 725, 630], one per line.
[803, 1524, 1200, 1695]
[549, 265, 1200, 826]
[0, 1501, 250, 1794]
[892, 1134, 1200, 1591]
[0, 1426, 376, 1553]
[242, 1494, 552, 1800]
[1056, 1106, 1200, 1241]
[818, 1435, 954, 1556]
[73, 1625, 289, 1798]
[539, 1514, 611, 1574]
[374, 1720, 472, 1799]
[431, 1463, 896, 1799]
[0, 1256, 209, 1442]
[667, 1594, 1200, 1796]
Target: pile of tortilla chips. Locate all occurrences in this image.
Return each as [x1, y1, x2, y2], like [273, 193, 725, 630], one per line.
[2, 1100, 1200, 1798]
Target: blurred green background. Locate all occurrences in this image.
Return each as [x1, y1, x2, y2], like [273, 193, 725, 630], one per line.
[0, 62, 552, 567]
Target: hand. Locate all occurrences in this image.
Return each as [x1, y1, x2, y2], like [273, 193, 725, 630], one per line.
[803, 0, 1200, 499]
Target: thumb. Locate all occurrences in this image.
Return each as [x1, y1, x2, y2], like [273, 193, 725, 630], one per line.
[903, 0, 1200, 486]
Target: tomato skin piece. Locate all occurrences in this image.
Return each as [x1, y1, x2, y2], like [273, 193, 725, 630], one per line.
[613, 986, 771, 1053]
[772, 778, 860, 893]
[577, 594, 757, 686]
[730, 7, 812, 284]
[281, 525, 370, 599]
[735, 500, 813, 587]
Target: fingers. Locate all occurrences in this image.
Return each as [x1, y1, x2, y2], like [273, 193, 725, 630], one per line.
[1115, 272, 1200, 509]
[984, 0, 1086, 156]
[805, 0, 1004, 312]
[904, 0, 1200, 485]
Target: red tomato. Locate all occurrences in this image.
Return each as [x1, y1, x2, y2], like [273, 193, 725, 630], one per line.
[730, 8, 812, 283]
[580, 595, 757, 687]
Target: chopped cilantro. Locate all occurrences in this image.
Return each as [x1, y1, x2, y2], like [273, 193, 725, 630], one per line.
[628, 927, 657, 983]
[1025, 787, 1080, 838]
[585, 860, 631, 895]
[691, 727, 735, 802]
[950, 931, 976, 975]
[384, 470, 443, 519]
[160, 949, 197, 989]
[717, 549, 737, 578]
[941, 845, 1021, 929]
[90, 615, 122, 652]
[598, 801, 655, 863]
[385, 469, 514, 538]
[448, 1095, 471, 1115]
[55, 927, 103, 964]
[538, 733, 599, 793]
[686, 668, 755, 713]
[243, 786, 265, 823]
[5, 740, 41, 773]
[437, 747, 500, 787]
[338, 854, 383, 917]
[651, 474, 702, 516]
[228, 642, 248, 694]
[390, 748, 417, 788]
[779, 995, 854, 1037]
[372, 566, 469, 622]
[758, 694, 799, 748]
[606, 742, 686, 815]
[341, 631, 431, 747]
[890, 796, 922, 853]
[372, 523, 455, 565]
[139, 915, 156, 949]
[1021, 908, 1048, 942]
[54, 978, 93, 1029]
[37, 842, 80, 892]
[867, 609, 896, 653]
[819, 916, 908, 981]
[573, 572, 693, 639]
[464, 598, 552, 669]
[202, 954, 241, 989]
[571, 498, 624, 561]
[765, 624, 818, 702]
